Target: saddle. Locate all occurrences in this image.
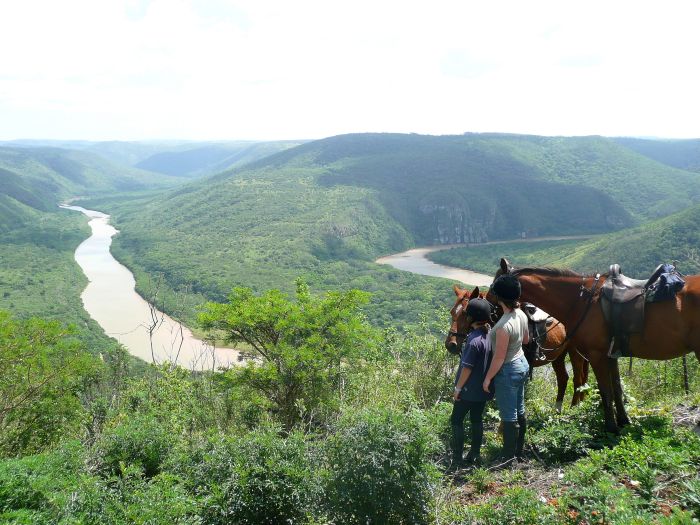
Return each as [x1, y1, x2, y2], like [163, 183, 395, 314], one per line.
[600, 263, 685, 358]
[521, 302, 554, 375]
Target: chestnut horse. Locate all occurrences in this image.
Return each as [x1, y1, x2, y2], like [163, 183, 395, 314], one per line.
[494, 258, 700, 433]
[445, 285, 589, 410]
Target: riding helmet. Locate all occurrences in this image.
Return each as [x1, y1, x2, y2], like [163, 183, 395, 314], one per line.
[491, 274, 521, 301]
[465, 298, 492, 322]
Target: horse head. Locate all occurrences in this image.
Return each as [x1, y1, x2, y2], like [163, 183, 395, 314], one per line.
[484, 257, 515, 310]
[444, 285, 482, 355]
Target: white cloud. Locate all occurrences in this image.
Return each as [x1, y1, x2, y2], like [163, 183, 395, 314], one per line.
[1, 0, 699, 140]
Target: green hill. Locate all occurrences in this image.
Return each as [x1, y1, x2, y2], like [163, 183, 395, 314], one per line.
[0, 146, 180, 198]
[96, 132, 700, 327]
[552, 203, 700, 277]
[614, 137, 700, 173]
[0, 146, 181, 349]
[133, 141, 304, 178]
[430, 204, 700, 280]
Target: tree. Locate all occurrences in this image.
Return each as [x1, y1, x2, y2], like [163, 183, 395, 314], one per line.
[0, 311, 99, 456]
[198, 280, 378, 430]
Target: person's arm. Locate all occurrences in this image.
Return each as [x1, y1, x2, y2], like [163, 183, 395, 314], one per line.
[522, 316, 530, 345]
[483, 328, 508, 392]
[453, 367, 473, 400]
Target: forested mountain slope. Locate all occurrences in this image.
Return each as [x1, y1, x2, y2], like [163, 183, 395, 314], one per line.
[552, 203, 700, 276]
[133, 140, 304, 178]
[0, 146, 177, 348]
[614, 137, 700, 173]
[430, 203, 700, 281]
[102, 132, 700, 326]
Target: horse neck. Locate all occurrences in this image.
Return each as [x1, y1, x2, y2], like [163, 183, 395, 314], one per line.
[519, 274, 583, 324]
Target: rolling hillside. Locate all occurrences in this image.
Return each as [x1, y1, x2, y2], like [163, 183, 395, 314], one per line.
[133, 140, 305, 178]
[0, 146, 182, 349]
[430, 203, 700, 280]
[100, 132, 700, 327]
[614, 137, 700, 173]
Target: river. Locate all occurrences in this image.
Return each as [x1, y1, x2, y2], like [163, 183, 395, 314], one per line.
[375, 235, 594, 285]
[375, 244, 494, 287]
[61, 205, 240, 370]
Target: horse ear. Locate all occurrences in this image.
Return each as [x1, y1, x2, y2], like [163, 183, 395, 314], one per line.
[453, 284, 464, 296]
[469, 287, 480, 299]
[500, 258, 510, 273]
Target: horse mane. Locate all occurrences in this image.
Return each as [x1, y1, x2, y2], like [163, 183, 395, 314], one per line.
[511, 266, 588, 278]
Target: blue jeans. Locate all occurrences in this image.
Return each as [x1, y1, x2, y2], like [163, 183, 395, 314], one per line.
[494, 355, 529, 422]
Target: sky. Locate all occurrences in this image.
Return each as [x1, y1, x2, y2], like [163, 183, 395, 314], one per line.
[1, 0, 699, 141]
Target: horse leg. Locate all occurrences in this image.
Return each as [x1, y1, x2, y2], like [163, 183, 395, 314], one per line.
[588, 353, 619, 433]
[569, 347, 587, 406]
[609, 357, 631, 427]
[551, 353, 568, 413]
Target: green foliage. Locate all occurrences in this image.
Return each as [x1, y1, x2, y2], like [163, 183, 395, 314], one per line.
[0, 211, 117, 351]
[0, 441, 84, 522]
[679, 476, 700, 519]
[93, 414, 176, 478]
[103, 132, 700, 331]
[324, 407, 440, 525]
[560, 473, 649, 524]
[427, 238, 592, 275]
[0, 312, 101, 457]
[197, 428, 319, 525]
[459, 487, 558, 524]
[467, 467, 494, 494]
[199, 281, 379, 429]
[614, 137, 700, 173]
[527, 392, 609, 462]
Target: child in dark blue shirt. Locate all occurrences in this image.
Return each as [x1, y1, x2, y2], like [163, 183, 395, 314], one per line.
[450, 298, 494, 468]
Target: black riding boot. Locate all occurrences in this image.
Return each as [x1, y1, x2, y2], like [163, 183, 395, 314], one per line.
[465, 418, 484, 465]
[451, 424, 465, 468]
[500, 421, 519, 466]
[516, 415, 527, 460]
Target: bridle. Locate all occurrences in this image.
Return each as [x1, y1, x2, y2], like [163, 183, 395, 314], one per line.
[447, 297, 470, 340]
[447, 294, 498, 341]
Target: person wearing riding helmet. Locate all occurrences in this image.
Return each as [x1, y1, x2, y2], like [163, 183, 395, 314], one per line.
[483, 274, 530, 464]
[450, 297, 494, 469]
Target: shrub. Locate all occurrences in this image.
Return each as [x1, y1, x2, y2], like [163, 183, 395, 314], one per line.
[324, 407, 440, 525]
[68, 469, 200, 525]
[198, 427, 320, 525]
[93, 414, 176, 478]
[0, 441, 84, 523]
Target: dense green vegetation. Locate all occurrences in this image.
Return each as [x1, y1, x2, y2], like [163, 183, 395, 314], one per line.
[95, 156, 455, 329]
[0, 287, 698, 524]
[0, 145, 181, 350]
[428, 239, 593, 276]
[614, 137, 700, 173]
[0, 209, 120, 351]
[134, 141, 304, 178]
[3, 132, 700, 522]
[0, 147, 180, 201]
[431, 204, 700, 279]
[89, 132, 700, 330]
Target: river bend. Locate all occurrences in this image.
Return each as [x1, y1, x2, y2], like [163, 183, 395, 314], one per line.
[62, 205, 239, 370]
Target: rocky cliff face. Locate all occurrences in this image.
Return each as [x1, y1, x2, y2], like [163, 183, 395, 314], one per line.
[418, 203, 495, 244]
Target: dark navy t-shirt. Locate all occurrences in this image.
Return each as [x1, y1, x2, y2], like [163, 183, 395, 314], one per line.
[454, 327, 494, 402]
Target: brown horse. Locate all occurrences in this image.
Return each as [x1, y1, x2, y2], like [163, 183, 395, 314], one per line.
[494, 257, 700, 433]
[445, 284, 589, 410]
